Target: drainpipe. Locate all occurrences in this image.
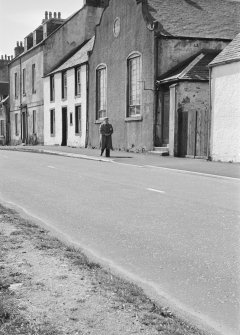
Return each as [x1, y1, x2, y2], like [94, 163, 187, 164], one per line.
[85, 62, 89, 148]
[207, 66, 212, 160]
[153, 33, 158, 149]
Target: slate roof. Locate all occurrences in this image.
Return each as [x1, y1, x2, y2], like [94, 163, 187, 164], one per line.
[209, 32, 240, 66]
[157, 50, 219, 84]
[48, 37, 95, 76]
[148, 0, 240, 39]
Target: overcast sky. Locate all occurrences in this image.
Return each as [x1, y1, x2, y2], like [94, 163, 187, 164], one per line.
[0, 0, 239, 56]
[0, 0, 84, 56]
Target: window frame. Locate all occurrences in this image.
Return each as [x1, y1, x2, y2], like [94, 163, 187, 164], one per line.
[75, 105, 82, 135]
[22, 68, 26, 96]
[14, 73, 18, 99]
[127, 52, 142, 118]
[32, 64, 36, 94]
[75, 66, 81, 96]
[50, 75, 55, 102]
[96, 64, 107, 121]
[62, 71, 67, 100]
[50, 109, 55, 136]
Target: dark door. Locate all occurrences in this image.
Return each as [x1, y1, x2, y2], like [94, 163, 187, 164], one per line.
[62, 108, 67, 146]
[187, 110, 208, 158]
[178, 110, 188, 157]
[162, 90, 170, 145]
[21, 111, 27, 143]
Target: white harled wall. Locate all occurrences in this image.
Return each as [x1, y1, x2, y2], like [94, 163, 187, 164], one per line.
[210, 62, 240, 162]
[44, 64, 87, 147]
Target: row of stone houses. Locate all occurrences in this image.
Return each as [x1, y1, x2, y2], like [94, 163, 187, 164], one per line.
[5, 0, 240, 162]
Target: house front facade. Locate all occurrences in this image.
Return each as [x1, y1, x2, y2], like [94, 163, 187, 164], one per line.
[8, 1, 106, 146]
[209, 33, 240, 163]
[44, 38, 94, 147]
[88, 0, 240, 156]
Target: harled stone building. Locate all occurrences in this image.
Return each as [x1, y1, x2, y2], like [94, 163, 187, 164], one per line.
[8, 1, 106, 145]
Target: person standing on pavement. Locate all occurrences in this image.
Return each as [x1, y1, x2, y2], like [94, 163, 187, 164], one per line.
[99, 117, 113, 157]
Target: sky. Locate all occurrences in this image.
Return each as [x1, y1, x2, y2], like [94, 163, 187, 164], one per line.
[0, 0, 84, 56]
[0, 0, 239, 56]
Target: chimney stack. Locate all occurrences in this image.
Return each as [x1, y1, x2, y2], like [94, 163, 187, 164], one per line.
[58, 12, 61, 19]
[49, 11, 52, 19]
[45, 11, 48, 21]
[54, 12, 57, 19]
[14, 41, 24, 58]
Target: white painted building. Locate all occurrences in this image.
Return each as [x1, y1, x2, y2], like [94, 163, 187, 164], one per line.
[209, 33, 240, 162]
[43, 37, 94, 147]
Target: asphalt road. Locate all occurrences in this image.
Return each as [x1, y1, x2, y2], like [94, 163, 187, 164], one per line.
[0, 150, 239, 335]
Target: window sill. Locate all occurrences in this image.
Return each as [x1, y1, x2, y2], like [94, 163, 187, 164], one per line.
[50, 134, 55, 137]
[50, 100, 55, 103]
[75, 132, 82, 137]
[75, 94, 81, 98]
[62, 98, 67, 102]
[125, 115, 143, 122]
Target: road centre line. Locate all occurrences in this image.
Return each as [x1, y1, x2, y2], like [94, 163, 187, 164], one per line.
[144, 165, 240, 181]
[147, 188, 165, 194]
[47, 166, 56, 169]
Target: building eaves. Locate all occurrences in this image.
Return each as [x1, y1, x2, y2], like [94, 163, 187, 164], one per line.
[157, 50, 219, 84]
[209, 32, 240, 67]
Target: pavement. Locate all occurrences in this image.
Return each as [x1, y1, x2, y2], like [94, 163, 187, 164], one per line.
[0, 144, 239, 179]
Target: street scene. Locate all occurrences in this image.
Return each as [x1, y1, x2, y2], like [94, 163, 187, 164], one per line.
[1, 0, 240, 335]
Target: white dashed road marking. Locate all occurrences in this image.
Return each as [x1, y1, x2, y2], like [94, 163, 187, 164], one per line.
[147, 188, 166, 194]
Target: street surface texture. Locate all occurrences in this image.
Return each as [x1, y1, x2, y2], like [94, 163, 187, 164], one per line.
[0, 150, 239, 335]
[0, 205, 205, 335]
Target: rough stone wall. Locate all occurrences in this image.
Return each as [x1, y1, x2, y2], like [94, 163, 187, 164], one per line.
[157, 38, 230, 76]
[88, 0, 155, 151]
[210, 62, 240, 162]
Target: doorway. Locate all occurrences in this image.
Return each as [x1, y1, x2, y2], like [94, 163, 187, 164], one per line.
[62, 107, 67, 146]
[21, 109, 28, 144]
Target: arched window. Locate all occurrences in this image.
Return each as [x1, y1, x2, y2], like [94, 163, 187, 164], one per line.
[96, 64, 107, 120]
[127, 53, 141, 117]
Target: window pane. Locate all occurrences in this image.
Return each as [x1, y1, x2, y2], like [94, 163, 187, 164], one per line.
[128, 55, 141, 117]
[96, 67, 107, 120]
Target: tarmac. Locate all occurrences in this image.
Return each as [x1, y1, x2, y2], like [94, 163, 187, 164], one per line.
[0, 144, 239, 179]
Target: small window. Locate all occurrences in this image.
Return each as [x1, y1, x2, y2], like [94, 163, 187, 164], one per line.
[96, 65, 107, 120]
[50, 109, 55, 136]
[22, 69, 26, 95]
[70, 112, 73, 125]
[0, 120, 4, 137]
[50, 75, 55, 101]
[62, 71, 67, 99]
[75, 105, 81, 134]
[15, 113, 19, 135]
[14, 73, 18, 99]
[32, 64, 36, 93]
[32, 110, 36, 134]
[127, 53, 141, 117]
[75, 67, 81, 96]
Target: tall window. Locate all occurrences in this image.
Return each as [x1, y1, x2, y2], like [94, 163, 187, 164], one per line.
[127, 53, 141, 117]
[14, 73, 18, 99]
[32, 110, 36, 133]
[75, 67, 81, 96]
[0, 120, 4, 137]
[22, 69, 26, 95]
[50, 109, 55, 136]
[62, 71, 67, 99]
[32, 64, 36, 93]
[15, 113, 19, 135]
[50, 75, 55, 101]
[96, 65, 107, 120]
[75, 105, 82, 134]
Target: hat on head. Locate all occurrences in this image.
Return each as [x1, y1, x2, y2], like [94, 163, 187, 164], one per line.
[103, 116, 109, 120]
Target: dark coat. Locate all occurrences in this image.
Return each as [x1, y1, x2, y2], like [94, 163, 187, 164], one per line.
[99, 123, 113, 150]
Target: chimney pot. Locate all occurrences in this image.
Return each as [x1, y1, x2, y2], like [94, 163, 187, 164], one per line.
[1, 55, 3, 60]
[49, 11, 52, 19]
[58, 12, 61, 19]
[20, 41, 23, 47]
[17, 41, 19, 47]
[54, 12, 57, 18]
[5, 55, 7, 60]
[11, 55, 13, 60]
[8, 56, 10, 60]
[45, 11, 48, 20]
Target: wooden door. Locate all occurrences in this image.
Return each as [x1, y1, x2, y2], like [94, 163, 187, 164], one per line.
[187, 109, 208, 158]
[162, 91, 170, 145]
